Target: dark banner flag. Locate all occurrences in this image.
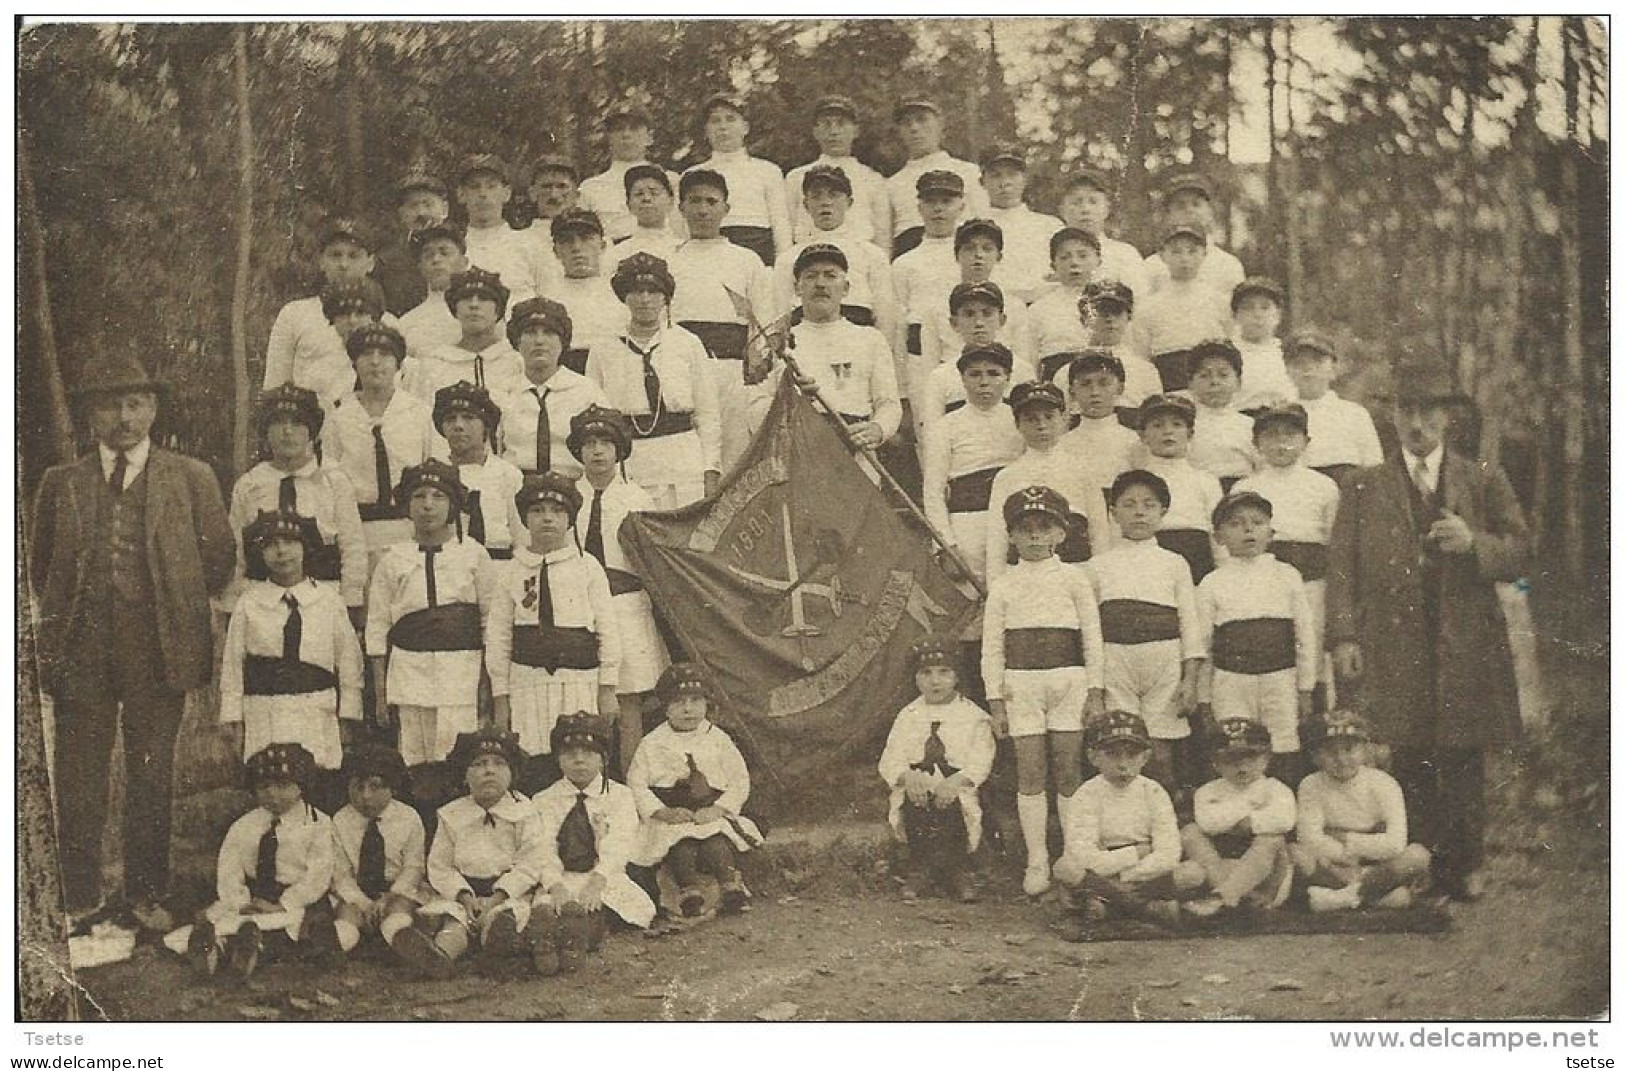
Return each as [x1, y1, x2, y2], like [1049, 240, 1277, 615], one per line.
[622, 375, 980, 799]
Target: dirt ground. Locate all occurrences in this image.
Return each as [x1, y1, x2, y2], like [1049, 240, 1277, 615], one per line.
[76, 815, 1607, 1023]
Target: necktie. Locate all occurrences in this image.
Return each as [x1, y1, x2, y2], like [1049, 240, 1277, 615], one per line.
[281, 592, 302, 662]
[108, 451, 128, 495]
[557, 790, 598, 872]
[251, 816, 280, 902]
[483, 810, 497, 828]
[370, 424, 391, 505]
[682, 752, 717, 806]
[536, 559, 554, 627]
[921, 721, 948, 775]
[1412, 457, 1435, 509]
[420, 546, 438, 607]
[627, 336, 661, 414]
[358, 817, 388, 898]
[532, 387, 551, 474]
[279, 474, 298, 512]
[584, 489, 606, 566]
[466, 488, 486, 546]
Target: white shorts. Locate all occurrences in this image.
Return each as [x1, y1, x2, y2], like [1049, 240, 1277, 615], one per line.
[1102, 639, 1187, 739]
[1002, 666, 1090, 738]
[1210, 668, 1301, 753]
[397, 704, 478, 766]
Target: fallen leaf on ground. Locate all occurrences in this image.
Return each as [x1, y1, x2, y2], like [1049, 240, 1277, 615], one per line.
[1002, 934, 1033, 946]
[237, 1005, 280, 1021]
[948, 984, 965, 995]
[634, 987, 668, 1000]
[1202, 973, 1229, 985]
[286, 995, 319, 1013]
[754, 1001, 799, 1022]
[313, 990, 340, 1007]
[1269, 979, 1305, 992]
[815, 965, 834, 976]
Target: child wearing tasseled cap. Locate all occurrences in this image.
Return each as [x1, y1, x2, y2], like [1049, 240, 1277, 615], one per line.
[529, 712, 656, 976]
[395, 728, 546, 978]
[569, 404, 670, 774]
[328, 742, 429, 960]
[627, 663, 764, 921]
[877, 637, 996, 902]
[434, 380, 526, 561]
[404, 266, 526, 402]
[176, 743, 336, 979]
[219, 508, 363, 813]
[486, 470, 620, 794]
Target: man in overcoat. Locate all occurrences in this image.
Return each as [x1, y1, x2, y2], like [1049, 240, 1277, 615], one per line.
[28, 356, 235, 932]
[1325, 362, 1529, 902]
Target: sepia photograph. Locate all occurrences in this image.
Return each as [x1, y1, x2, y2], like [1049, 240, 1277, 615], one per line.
[12, 13, 1610, 1042]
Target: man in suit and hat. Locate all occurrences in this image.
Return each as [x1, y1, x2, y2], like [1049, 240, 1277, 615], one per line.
[1325, 358, 1529, 902]
[28, 356, 235, 932]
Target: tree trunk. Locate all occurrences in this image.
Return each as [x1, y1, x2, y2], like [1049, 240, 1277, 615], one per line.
[17, 134, 76, 469]
[231, 27, 255, 477]
[1122, 20, 1152, 244]
[338, 26, 365, 213]
[1280, 20, 1302, 314]
[1558, 17, 1587, 586]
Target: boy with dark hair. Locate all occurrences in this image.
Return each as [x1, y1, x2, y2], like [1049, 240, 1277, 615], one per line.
[498, 297, 607, 482]
[377, 170, 449, 316]
[403, 267, 526, 401]
[1138, 224, 1234, 363]
[579, 103, 682, 244]
[785, 95, 889, 248]
[1024, 228, 1101, 383]
[549, 208, 629, 376]
[1143, 171, 1246, 297]
[1230, 277, 1295, 410]
[690, 92, 791, 265]
[1286, 330, 1383, 483]
[776, 163, 895, 337]
[1057, 168, 1148, 300]
[265, 218, 389, 409]
[1184, 338, 1257, 492]
[1137, 392, 1224, 583]
[885, 99, 987, 258]
[607, 164, 681, 269]
[455, 153, 550, 305]
[397, 223, 467, 363]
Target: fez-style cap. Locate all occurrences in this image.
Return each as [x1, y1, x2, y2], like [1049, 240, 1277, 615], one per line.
[432, 381, 501, 434]
[448, 727, 523, 774]
[340, 742, 411, 795]
[551, 207, 606, 240]
[813, 94, 859, 119]
[246, 742, 316, 789]
[395, 457, 465, 512]
[347, 322, 407, 364]
[567, 403, 634, 463]
[507, 296, 574, 351]
[911, 636, 959, 674]
[916, 170, 965, 198]
[801, 163, 853, 197]
[1082, 279, 1134, 313]
[320, 279, 384, 322]
[949, 280, 1005, 315]
[514, 470, 583, 519]
[1232, 276, 1285, 312]
[457, 153, 510, 186]
[551, 711, 611, 757]
[893, 99, 941, 120]
[1212, 489, 1274, 528]
[1252, 401, 1309, 436]
[1189, 338, 1244, 376]
[1003, 484, 1070, 528]
[257, 383, 325, 436]
[1139, 392, 1197, 428]
[793, 242, 848, 277]
[957, 341, 1014, 374]
[1087, 710, 1151, 750]
[1108, 468, 1171, 509]
[611, 252, 676, 302]
[1213, 717, 1273, 756]
[954, 217, 1004, 253]
[444, 267, 511, 316]
[657, 662, 713, 705]
[1008, 380, 1067, 415]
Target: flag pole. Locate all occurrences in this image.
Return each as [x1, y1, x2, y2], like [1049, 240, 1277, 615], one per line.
[731, 296, 986, 599]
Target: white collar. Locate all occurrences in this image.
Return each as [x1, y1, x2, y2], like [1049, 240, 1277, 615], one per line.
[1403, 443, 1445, 477]
[515, 542, 580, 567]
[98, 437, 151, 470]
[266, 457, 320, 480]
[250, 577, 320, 608]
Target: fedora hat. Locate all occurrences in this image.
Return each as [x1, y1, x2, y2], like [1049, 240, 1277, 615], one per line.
[70, 355, 166, 400]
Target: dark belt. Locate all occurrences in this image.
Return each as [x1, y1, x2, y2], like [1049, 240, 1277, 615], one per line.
[306, 542, 342, 583]
[630, 409, 695, 439]
[679, 321, 748, 361]
[891, 226, 924, 261]
[487, 547, 514, 561]
[721, 224, 775, 266]
[465, 875, 498, 898]
[561, 348, 590, 375]
[1098, 599, 1181, 645]
[905, 322, 923, 357]
[510, 624, 599, 673]
[359, 501, 405, 523]
[243, 654, 339, 696]
[388, 603, 483, 652]
[1155, 528, 1214, 582]
[605, 567, 644, 596]
[1004, 627, 1084, 671]
[1212, 618, 1296, 675]
[946, 467, 1001, 514]
[1312, 463, 1355, 486]
[1271, 540, 1328, 582]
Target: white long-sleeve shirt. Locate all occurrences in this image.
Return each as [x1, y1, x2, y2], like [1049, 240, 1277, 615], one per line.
[364, 537, 493, 707]
[226, 459, 368, 609]
[1193, 775, 1296, 838]
[786, 155, 890, 246]
[1196, 553, 1319, 690]
[1084, 538, 1203, 660]
[627, 720, 752, 819]
[886, 151, 988, 237]
[219, 579, 363, 769]
[782, 317, 901, 438]
[532, 774, 640, 886]
[1295, 767, 1410, 864]
[398, 296, 461, 364]
[1021, 285, 1090, 363]
[1097, 236, 1151, 303]
[323, 391, 446, 509]
[776, 225, 896, 334]
[984, 205, 1064, 303]
[484, 543, 621, 695]
[330, 798, 427, 907]
[427, 792, 546, 900]
[1233, 464, 1340, 545]
[1235, 337, 1296, 409]
[1138, 279, 1234, 357]
[401, 340, 526, 404]
[264, 297, 402, 409]
[1296, 390, 1384, 471]
[922, 399, 1024, 536]
[586, 325, 723, 476]
[920, 356, 1036, 438]
[215, 803, 334, 915]
[574, 473, 654, 577]
[1187, 402, 1257, 482]
[877, 695, 996, 789]
[1058, 415, 1141, 499]
[1061, 775, 1180, 881]
[984, 447, 1110, 582]
[1144, 243, 1246, 298]
[892, 236, 960, 337]
[551, 275, 629, 361]
[578, 161, 684, 243]
[496, 369, 609, 480]
[692, 150, 791, 256]
[920, 292, 1033, 371]
[669, 237, 778, 326]
[462, 222, 553, 305]
[455, 454, 526, 556]
[981, 556, 1105, 699]
[1143, 455, 1224, 533]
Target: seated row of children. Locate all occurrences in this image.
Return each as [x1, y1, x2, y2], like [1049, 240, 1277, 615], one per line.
[179, 658, 759, 981]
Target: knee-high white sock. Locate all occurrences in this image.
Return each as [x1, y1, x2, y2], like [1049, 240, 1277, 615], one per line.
[1054, 789, 1081, 861]
[334, 918, 361, 953]
[1016, 792, 1051, 871]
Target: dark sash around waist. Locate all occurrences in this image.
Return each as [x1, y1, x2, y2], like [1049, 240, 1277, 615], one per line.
[1098, 599, 1181, 645]
[388, 603, 483, 652]
[1155, 528, 1214, 582]
[486, 546, 514, 561]
[1312, 463, 1355, 486]
[905, 322, 923, 356]
[510, 624, 600, 673]
[891, 226, 924, 261]
[605, 567, 644, 596]
[465, 875, 498, 898]
[944, 398, 967, 416]
[630, 409, 695, 439]
[721, 224, 775, 266]
[1212, 618, 1296, 675]
[652, 778, 722, 811]
[243, 654, 339, 697]
[1004, 627, 1085, 671]
[679, 320, 748, 361]
[359, 501, 406, 523]
[306, 542, 342, 583]
[1271, 540, 1328, 582]
[946, 467, 1001, 514]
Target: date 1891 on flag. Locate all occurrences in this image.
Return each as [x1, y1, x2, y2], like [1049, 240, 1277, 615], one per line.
[623, 374, 980, 798]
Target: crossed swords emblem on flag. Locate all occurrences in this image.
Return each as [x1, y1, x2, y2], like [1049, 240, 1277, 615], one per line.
[729, 501, 869, 650]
